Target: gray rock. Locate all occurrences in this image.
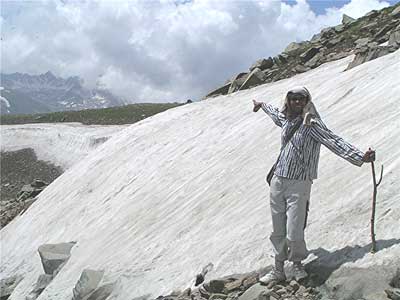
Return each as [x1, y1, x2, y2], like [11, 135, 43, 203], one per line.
[334, 24, 345, 33]
[72, 269, 105, 300]
[249, 58, 273, 71]
[31, 179, 48, 188]
[293, 65, 310, 73]
[87, 283, 114, 300]
[239, 68, 265, 91]
[238, 284, 271, 300]
[325, 36, 344, 48]
[38, 242, 76, 275]
[355, 37, 372, 48]
[207, 280, 225, 294]
[346, 46, 391, 70]
[389, 29, 400, 46]
[283, 42, 307, 54]
[386, 288, 400, 300]
[310, 33, 322, 43]
[228, 73, 249, 94]
[26, 274, 54, 300]
[205, 82, 231, 98]
[0, 275, 23, 299]
[342, 14, 355, 25]
[209, 294, 227, 300]
[375, 24, 395, 39]
[300, 47, 320, 63]
[365, 10, 379, 18]
[391, 6, 400, 17]
[33, 274, 53, 293]
[272, 55, 287, 67]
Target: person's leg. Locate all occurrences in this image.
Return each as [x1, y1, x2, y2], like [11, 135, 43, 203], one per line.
[269, 175, 289, 264]
[260, 176, 288, 285]
[285, 179, 312, 262]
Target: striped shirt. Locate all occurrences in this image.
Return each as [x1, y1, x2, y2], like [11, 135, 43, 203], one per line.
[262, 103, 364, 180]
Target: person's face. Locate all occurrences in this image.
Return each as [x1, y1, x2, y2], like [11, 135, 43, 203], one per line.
[288, 93, 307, 115]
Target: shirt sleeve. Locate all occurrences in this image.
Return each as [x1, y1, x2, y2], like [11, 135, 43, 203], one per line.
[309, 119, 365, 167]
[261, 103, 286, 128]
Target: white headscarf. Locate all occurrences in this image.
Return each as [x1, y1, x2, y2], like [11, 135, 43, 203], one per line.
[281, 86, 320, 125]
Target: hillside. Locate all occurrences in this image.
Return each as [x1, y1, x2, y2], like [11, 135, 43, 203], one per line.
[0, 102, 184, 126]
[1, 47, 399, 300]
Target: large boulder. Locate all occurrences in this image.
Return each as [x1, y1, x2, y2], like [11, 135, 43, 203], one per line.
[0, 275, 23, 300]
[204, 82, 231, 99]
[300, 47, 320, 63]
[249, 58, 273, 71]
[26, 274, 54, 300]
[38, 242, 76, 275]
[72, 269, 105, 300]
[388, 25, 400, 46]
[228, 73, 249, 94]
[342, 14, 355, 25]
[238, 68, 266, 91]
[391, 5, 400, 17]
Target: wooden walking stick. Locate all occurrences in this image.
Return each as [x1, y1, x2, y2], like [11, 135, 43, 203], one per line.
[370, 151, 383, 253]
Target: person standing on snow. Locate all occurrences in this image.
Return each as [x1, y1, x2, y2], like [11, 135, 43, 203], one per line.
[252, 86, 375, 284]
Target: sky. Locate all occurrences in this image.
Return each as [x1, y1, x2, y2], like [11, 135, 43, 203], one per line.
[1, 0, 398, 103]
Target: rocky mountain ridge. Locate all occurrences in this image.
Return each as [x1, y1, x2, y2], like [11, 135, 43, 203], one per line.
[205, 4, 400, 98]
[0, 71, 125, 114]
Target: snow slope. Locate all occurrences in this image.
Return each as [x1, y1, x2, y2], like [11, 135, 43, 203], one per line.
[1, 51, 400, 300]
[0, 123, 126, 169]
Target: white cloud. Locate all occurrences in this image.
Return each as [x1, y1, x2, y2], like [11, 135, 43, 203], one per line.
[0, 0, 392, 103]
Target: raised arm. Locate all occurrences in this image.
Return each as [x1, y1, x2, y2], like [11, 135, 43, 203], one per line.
[309, 119, 365, 166]
[253, 100, 285, 128]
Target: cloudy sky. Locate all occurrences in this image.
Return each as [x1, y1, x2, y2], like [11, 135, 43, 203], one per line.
[1, 0, 397, 103]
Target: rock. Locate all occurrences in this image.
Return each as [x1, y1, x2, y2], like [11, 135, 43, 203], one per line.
[239, 68, 265, 91]
[272, 55, 287, 67]
[205, 82, 231, 98]
[242, 273, 259, 290]
[0, 275, 23, 300]
[386, 288, 400, 300]
[72, 269, 104, 300]
[38, 242, 76, 275]
[283, 42, 307, 54]
[207, 280, 225, 294]
[300, 47, 320, 63]
[365, 10, 379, 18]
[304, 51, 324, 68]
[249, 58, 273, 71]
[346, 45, 392, 70]
[228, 73, 249, 94]
[224, 279, 242, 293]
[238, 284, 271, 300]
[391, 6, 400, 17]
[355, 37, 372, 48]
[326, 51, 350, 62]
[389, 28, 400, 46]
[293, 65, 310, 73]
[342, 14, 355, 25]
[209, 294, 227, 300]
[375, 24, 395, 39]
[31, 179, 48, 188]
[334, 24, 345, 33]
[325, 36, 343, 48]
[86, 283, 114, 300]
[310, 33, 322, 43]
[360, 21, 378, 32]
[289, 281, 299, 293]
[26, 274, 54, 300]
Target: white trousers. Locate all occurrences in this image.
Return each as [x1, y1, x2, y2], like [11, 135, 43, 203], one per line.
[269, 175, 312, 262]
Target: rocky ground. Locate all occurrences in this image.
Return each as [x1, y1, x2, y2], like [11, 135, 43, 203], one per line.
[0, 148, 63, 228]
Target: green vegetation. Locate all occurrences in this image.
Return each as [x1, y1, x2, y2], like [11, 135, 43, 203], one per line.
[0, 103, 185, 125]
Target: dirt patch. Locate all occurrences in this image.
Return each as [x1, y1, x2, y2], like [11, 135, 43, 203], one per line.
[1, 148, 63, 202]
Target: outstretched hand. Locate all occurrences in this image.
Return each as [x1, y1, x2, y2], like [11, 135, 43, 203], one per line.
[253, 99, 262, 112]
[362, 148, 376, 163]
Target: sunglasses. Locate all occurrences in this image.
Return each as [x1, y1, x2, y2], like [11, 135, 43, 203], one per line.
[288, 94, 307, 102]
